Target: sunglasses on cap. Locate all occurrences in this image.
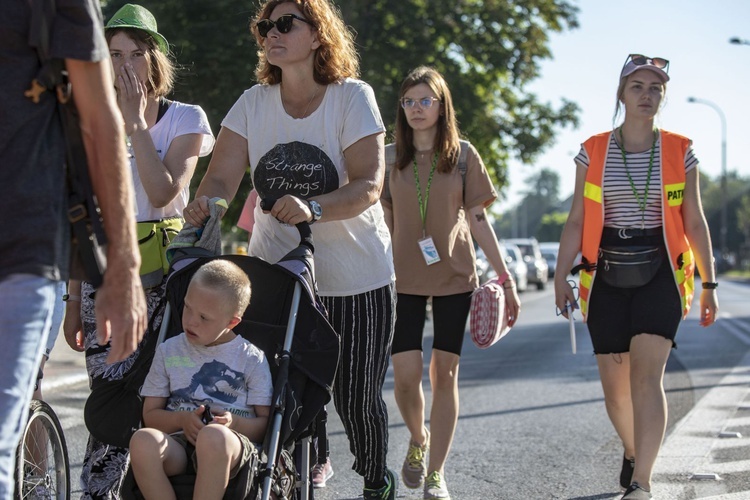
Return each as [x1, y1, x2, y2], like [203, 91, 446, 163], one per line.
[256, 13, 314, 38]
[625, 53, 669, 73]
[400, 97, 440, 109]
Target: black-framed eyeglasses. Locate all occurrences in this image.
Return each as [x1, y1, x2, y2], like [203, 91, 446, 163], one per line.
[256, 13, 314, 38]
[400, 97, 440, 109]
[625, 53, 670, 73]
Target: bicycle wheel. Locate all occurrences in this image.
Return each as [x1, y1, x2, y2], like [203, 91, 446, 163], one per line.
[14, 399, 70, 500]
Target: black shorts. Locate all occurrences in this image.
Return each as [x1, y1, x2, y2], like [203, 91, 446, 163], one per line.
[587, 233, 682, 354]
[391, 292, 472, 356]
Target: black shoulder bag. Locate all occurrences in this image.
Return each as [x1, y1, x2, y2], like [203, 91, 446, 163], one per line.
[26, 0, 107, 288]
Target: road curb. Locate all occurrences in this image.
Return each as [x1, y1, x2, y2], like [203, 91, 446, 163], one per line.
[655, 349, 750, 498]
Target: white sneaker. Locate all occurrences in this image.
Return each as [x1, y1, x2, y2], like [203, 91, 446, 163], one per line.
[312, 458, 334, 488]
[423, 471, 450, 499]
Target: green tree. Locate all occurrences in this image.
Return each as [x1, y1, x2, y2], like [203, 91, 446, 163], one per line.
[537, 211, 567, 242]
[103, 0, 580, 231]
[495, 167, 561, 237]
[343, 0, 580, 184]
[737, 194, 750, 270]
[698, 170, 748, 258]
[738, 195, 750, 243]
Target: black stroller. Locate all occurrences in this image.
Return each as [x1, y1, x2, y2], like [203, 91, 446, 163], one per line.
[122, 222, 339, 499]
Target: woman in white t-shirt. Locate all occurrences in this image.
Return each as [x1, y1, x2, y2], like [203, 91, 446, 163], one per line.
[184, 1, 396, 498]
[63, 5, 215, 499]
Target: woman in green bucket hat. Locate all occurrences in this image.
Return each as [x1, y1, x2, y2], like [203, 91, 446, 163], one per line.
[104, 3, 169, 54]
[64, 4, 216, 499]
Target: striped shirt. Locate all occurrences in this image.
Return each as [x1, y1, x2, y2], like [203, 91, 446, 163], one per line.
[575, 133, 698, 228]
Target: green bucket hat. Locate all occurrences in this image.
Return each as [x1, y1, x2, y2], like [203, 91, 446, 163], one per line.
[105, 4, 169, 54]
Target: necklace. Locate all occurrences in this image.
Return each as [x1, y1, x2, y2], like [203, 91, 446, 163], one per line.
[416, 148, 432, 160]
[618, 127, 657, 229]
[281, 83, 319, 119]
[298, 84, 319, 119]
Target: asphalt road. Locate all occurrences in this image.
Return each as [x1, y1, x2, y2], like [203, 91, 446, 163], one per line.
[43, 278, 750, 499]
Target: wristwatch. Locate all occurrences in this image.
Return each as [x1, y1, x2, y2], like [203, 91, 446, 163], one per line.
[307, 200, 323, 224]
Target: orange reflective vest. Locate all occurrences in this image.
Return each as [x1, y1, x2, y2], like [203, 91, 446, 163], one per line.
[578, 130, 695, 320]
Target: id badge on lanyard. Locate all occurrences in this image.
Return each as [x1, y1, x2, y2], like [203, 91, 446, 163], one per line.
[414, 154, 440, 265]
[418, 236, 441, 265]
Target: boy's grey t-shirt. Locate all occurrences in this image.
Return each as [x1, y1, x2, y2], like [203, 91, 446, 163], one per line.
[141, 334, 273, 419]
[0, 0, 109, 281]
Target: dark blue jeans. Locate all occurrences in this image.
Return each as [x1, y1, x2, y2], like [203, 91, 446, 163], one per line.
[0, 274, 55, 498]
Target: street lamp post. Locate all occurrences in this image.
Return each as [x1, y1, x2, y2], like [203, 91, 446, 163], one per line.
[687, 97, 727, 258]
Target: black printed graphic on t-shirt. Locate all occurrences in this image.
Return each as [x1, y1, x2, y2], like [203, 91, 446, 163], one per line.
[253, 141, 339, 200]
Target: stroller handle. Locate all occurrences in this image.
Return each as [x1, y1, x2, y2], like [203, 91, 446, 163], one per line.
[260, 198, 314, 252]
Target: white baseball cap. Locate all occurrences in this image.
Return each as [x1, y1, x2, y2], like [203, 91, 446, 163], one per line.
[620, 54, 669, 82]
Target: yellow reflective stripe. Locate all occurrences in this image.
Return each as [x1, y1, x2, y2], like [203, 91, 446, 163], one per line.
[665, 182, 686, 207]
[675, 268, 685, 285]
[580, 297, 588, 315]
[584, 182, 602, 203]
[673, 251, 694, 317]
[580, 271, 593, 289]
[683, 270, 695, 297]
[685, 280, 694, 298]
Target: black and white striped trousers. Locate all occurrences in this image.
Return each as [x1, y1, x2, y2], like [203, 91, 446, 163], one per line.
[321, 282, 396, 484]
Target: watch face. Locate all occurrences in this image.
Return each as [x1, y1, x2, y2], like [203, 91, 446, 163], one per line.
[310, 200, 322, 219]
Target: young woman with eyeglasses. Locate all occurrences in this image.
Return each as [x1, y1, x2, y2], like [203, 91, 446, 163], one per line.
[183, 1, 398, 498]
[381, 66, 520, 499]
[554, 55, 719, 499]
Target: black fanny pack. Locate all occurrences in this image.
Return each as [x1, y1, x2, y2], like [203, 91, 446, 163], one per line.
[598, 246, 664, 288]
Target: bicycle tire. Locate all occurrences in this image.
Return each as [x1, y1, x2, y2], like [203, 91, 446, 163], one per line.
[14, 399, 70, 500]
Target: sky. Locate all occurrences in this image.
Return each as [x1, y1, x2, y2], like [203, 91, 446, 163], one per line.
[498, 0, 750, 211]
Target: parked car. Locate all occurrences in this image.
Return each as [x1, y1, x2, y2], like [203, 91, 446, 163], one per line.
[475, 244, 528, 292]
[539, 242, 560, 278]
[474, 247, 494, 285]
[501, 242, 529, 292]
[506, 238, 548, 290]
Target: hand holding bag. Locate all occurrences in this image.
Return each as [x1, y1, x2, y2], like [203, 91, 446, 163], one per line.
[470, 275, 511, 349]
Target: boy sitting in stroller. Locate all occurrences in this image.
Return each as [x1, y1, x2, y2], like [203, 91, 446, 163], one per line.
[130, 259, 273, 499]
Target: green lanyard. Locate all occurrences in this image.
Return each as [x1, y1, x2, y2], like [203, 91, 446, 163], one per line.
[618, 128, 657, 229]
[413, 153, 438, 237]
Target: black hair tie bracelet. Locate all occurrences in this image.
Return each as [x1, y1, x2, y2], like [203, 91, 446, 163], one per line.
[702, 282, 719, 290]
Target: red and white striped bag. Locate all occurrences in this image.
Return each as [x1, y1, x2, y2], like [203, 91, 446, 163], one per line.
[469, 277, 511, 349]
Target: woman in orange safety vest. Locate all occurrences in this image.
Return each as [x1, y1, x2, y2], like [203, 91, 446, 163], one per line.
[554, 54, 719, 500]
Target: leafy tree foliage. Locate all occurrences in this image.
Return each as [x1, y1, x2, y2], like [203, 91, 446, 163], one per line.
[102, 0, 580, 231]
[341, 0, 580, 184]
[536, 211, 568, 242]
[495, 167, 562, 238]
[698, 170, 749, 259]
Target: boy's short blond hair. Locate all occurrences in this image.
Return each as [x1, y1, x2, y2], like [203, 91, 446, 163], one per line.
[191, 260, 251, 316]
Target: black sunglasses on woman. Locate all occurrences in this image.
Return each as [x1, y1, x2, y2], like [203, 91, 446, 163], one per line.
[256, 13, 314, 38]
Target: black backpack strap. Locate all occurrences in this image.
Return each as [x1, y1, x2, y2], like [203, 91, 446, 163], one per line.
[156, 97, 172, 123]
[382, 143, 396, 203]
[457, 140, 469, 206]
